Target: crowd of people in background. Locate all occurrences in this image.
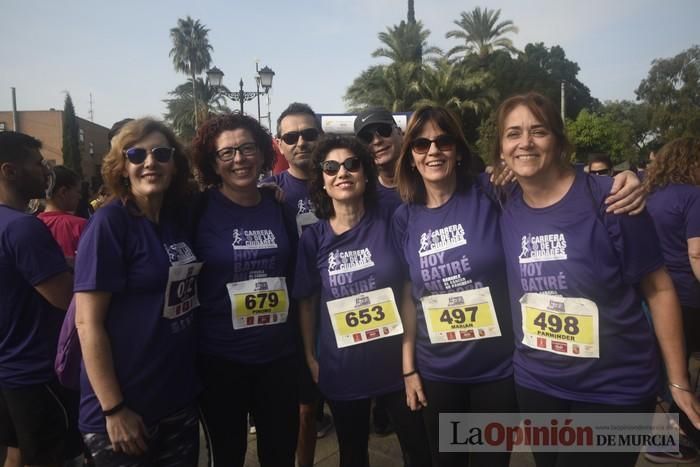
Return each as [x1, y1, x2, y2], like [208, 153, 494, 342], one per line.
[0, 91, 699, 467]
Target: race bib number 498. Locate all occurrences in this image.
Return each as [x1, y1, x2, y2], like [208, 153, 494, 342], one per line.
[326, 287, 403, 348]
[520, 293, 599, 358]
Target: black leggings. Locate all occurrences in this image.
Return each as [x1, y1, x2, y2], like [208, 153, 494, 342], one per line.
[421, 376, 517, 467]
[328, 390, 431, 467]
[515, 384, 656, 467]
[198, 354, 299, 467]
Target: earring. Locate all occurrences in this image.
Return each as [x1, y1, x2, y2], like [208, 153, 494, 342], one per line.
[322, 185, 327, 190]
[365, 178, 369, 182]
[122, 177, 130, 187]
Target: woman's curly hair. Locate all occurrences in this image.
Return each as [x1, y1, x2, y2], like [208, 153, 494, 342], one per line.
[309, 134, 377, 219]
[190, 112, 275, 187]
[643, 137, 700, 192]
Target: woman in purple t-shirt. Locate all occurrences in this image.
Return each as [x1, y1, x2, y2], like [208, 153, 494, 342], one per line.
[190, 113, 299, 467]
[493, 92, 700, 467]
[75, 119, 200, 464]
[294, 135, 431, 467]
[644, 137, 700, 447]
[393, 106, 517, 467]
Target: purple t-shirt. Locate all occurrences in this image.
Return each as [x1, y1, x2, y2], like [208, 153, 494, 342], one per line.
[647, 184, 700, 308]
[195, 189, 298, 364]
[0, 206, 67, 388]
[74, 201, 199, 432]
[376, 183, 402, 215]
[293, 209, 404, 400]
[500, 172, 664, 405]
[263, 171, 318, 235]
[392, 180, 514, 384]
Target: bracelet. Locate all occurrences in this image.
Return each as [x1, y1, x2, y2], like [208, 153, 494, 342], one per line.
[102, 401, 126, 417]
[668, 383, 693, 393]
[403, 370, 418, 378]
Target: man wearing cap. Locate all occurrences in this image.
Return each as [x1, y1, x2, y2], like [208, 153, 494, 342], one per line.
[354, 107, 404, 214]
[0, 132, 77, 466]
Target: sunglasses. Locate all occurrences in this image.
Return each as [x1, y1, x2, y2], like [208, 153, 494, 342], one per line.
[216, 142, 258, 162]
[410, 135, 456, 154]
[357, 123, 393, 144]
[123, 147, 174, 165]
[280, 128, 320, 145]
[320, 157, 362, 176]
[589, 168, 611, 176]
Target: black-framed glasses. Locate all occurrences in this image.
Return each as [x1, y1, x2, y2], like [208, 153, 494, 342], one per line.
[123, 147, 174, 165]
[410, 135, 456, 154]
[357, 123, 394, 144]
[216, 143, 258, 162]
[320, 157, 362, 176]
[589, 168, 611, 176]
[280, 128, 320, 145]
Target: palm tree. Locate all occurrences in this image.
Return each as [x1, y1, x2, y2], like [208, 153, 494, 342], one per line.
[345, 62, 421, 112]
[372, 20, 442, 64]
[164, 78, 230, 141]
[413, 58, 497, 117]
[169, 16, 213, 127]
[446, 7, 518, 61]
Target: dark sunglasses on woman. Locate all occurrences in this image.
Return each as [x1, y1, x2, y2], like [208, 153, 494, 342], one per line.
[357, 123, 394, 144]
[320, 157, 362, 176]
[280, 128, 320, 145]
[123, 147, 174, 165]
[410, 135, 456, 154]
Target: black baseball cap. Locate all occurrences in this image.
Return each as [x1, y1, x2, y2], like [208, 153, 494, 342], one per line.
[354, 108, 397, 135]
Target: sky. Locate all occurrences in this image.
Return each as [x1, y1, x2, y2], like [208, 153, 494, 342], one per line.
[1, 0, 698, 131]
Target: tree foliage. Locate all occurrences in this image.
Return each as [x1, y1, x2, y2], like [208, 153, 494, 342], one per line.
[372, 20, 442, 64]
[636, 45, 700, 141]
[169, 16, 214, 127]
[62, 93, 82, 177]
[446, 7, 519, 60]
[164, 78, 230, 141]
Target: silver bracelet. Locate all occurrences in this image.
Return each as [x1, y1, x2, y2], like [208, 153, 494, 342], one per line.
[668, 382, 693, 393]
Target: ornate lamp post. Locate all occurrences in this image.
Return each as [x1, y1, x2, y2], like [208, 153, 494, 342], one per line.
[206, 64, 275, 125]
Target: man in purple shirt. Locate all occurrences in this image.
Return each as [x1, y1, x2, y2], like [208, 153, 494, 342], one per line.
[354, 107, 403, 214]
[263, 102, 329, 467]
[0, 132, 76, 466]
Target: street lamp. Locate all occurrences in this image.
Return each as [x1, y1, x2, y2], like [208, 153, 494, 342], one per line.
[206, 63, 275, 126]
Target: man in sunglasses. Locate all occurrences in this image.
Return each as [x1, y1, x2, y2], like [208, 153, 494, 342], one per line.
[263, 102, 332, 467]
[354, 108, 404, 214]
[0, 132, 78, 466]
[586, 153, 614, 176]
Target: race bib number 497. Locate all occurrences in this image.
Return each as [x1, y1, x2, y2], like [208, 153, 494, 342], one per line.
[326, 287, 403, 348]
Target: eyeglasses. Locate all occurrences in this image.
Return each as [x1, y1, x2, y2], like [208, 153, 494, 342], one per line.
[589, 168, 611, 176]
[410, 135, 456, 154]
[216, 143, 258, 162]
[123, 147, 174, 165]
[320, 157, 362, 176]
[280, 128, 320, 145]
[357, 123, 394, 144]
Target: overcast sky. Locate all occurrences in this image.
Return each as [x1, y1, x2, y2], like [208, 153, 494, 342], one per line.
[1, 0, 698, 130]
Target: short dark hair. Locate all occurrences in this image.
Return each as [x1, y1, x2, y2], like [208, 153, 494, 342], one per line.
[48, 165, 80, 198]
[586, 153, 612, 170]
[108, 118, 134, 143]
[191, 112, 275, 187]
[276, 102, 319, 137]
[395, 106, 474, 204]
[309, 135, 377, 219]
[0, 131, 42, 163]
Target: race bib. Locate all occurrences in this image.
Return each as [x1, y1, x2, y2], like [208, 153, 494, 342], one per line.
[420, 287, 501, 344]
[296, 211, 319, 236]
[163, 262, 203, 319]
[227, 277, 289, 329]
[520, 293, 600, 358]
[326, 287, 403, 348]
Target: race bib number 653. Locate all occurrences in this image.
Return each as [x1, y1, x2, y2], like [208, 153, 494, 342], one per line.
[326, 287, 403, 348]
